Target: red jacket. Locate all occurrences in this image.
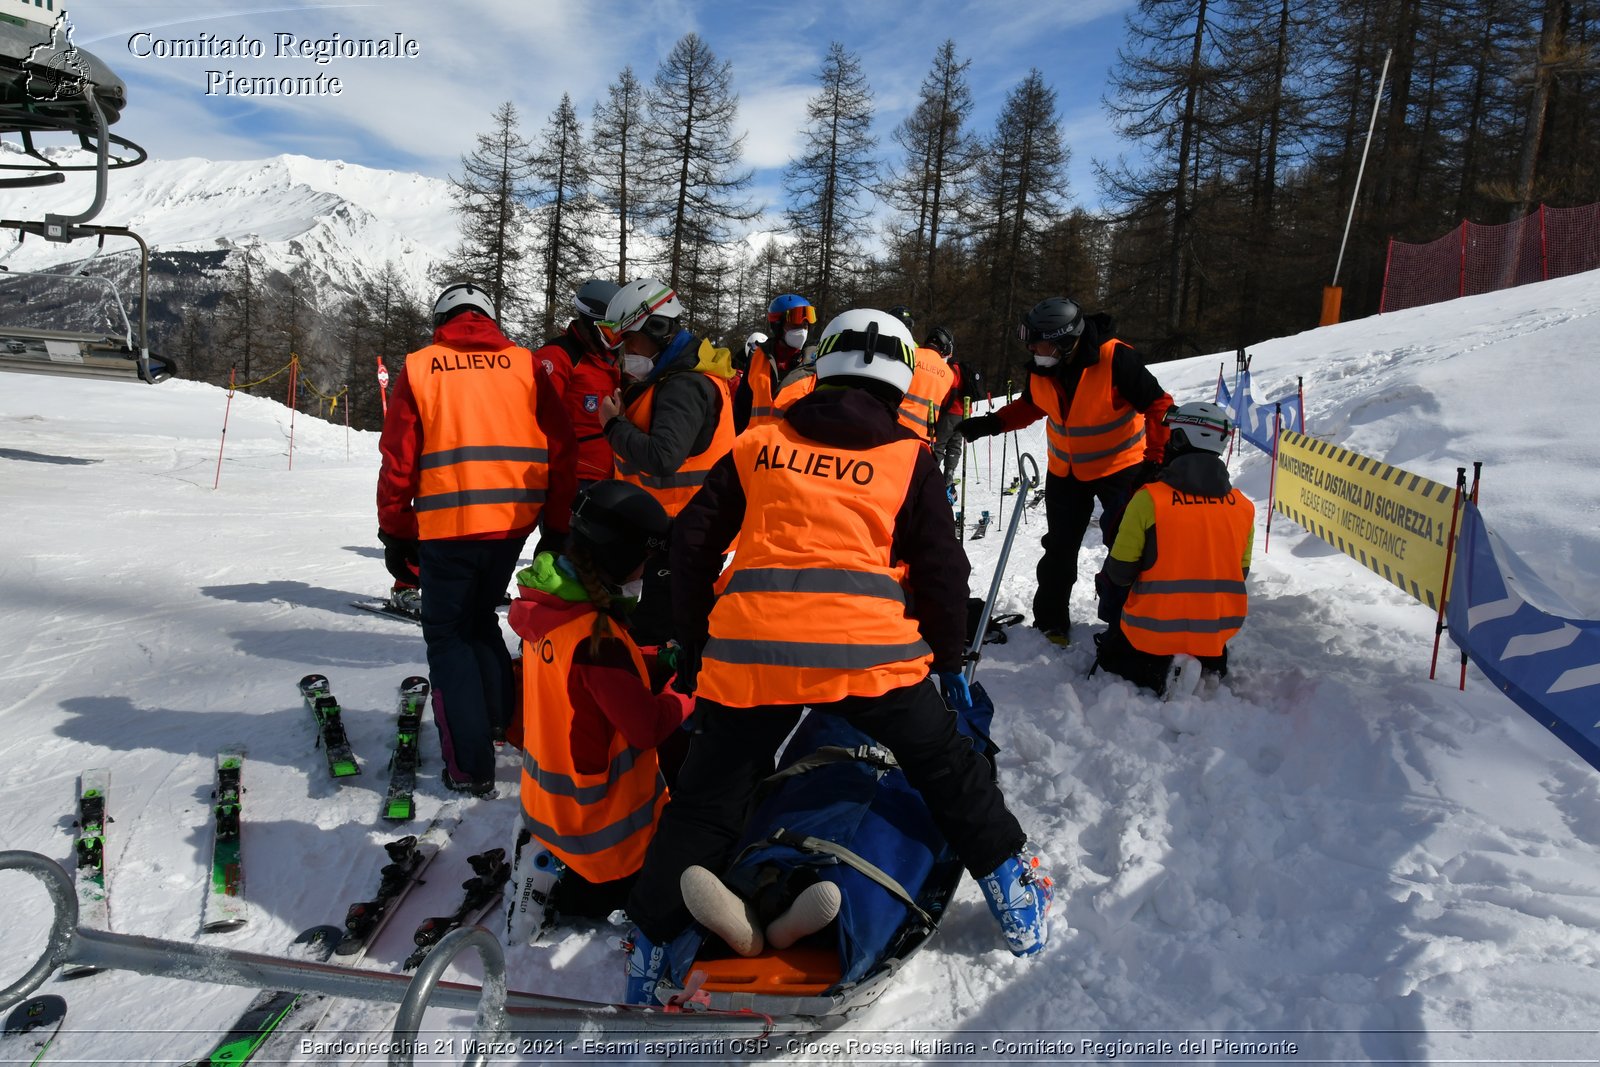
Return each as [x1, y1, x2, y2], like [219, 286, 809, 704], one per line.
[509, 587, 692, 774]
[535, 321, 621, 483]
[377, 312, 576, 540]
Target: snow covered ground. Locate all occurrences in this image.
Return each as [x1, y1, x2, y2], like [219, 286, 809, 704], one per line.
[2, 270, 1598, 1065]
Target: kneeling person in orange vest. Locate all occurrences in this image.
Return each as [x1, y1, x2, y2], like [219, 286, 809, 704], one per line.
[505, 481, 694, 942]
[620, 308, 1052, 1006]
[1092, 401, 1255, 699]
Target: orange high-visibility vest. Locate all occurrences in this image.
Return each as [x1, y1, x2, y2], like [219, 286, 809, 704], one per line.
[1030, 339, 1146, 480]
[772, 370, 817, 419]
[1120, 483, 1255, 657]
[405, 342, 552, 539]
[519, 610, 667, 883]
[896, 348, 954, 442]
[614, 371, 735, 517]
[698, 421, 934, 708]
[744, 346, 780, 430]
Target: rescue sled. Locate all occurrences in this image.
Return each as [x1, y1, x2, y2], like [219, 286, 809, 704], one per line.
[652, 683, 999, 1020]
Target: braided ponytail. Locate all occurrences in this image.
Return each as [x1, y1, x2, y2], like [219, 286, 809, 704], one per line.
[568, 541, 618, 656]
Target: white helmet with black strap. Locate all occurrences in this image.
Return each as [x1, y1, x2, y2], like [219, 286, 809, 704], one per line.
[812, 308, 917, 400]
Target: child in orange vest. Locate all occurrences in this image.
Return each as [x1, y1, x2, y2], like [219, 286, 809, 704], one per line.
[504, 481, 693, 941]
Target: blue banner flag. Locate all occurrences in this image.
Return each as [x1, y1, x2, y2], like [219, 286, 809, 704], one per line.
[1447, 501, 1600, 771]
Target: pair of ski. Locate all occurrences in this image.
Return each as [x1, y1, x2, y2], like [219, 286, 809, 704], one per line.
[297, 673, 429, 822]
[187, 814, 514, 1066]
[195, 676, 431, 937]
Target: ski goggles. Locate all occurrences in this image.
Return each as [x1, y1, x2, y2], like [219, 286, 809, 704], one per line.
[595, 319, 627, 349]
[767, 305, 816, 328]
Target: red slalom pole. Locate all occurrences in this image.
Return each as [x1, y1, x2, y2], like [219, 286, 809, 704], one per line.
[1430, 468, 1467, 680]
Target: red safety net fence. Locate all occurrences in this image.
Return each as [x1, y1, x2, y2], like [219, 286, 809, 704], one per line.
[1380, 203, 1600, 313]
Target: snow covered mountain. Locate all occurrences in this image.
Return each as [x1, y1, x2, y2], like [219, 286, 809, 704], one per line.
[2, 270, 1599, 1063]
[1, 150, 458, 298]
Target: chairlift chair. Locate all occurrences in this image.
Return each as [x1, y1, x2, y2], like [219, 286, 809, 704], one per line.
[0, 8, 170, 384]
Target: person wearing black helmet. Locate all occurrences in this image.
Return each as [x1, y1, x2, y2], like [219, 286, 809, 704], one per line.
[957, 296, 1173, 646]
[504, 480, 695, 939]
[378, 281, 577, 796]
[924, 325, 968, 488]
[534, 279, 623, 488]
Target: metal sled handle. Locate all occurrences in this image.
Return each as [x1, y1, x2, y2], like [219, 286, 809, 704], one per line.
[967, 452, 1041, 685]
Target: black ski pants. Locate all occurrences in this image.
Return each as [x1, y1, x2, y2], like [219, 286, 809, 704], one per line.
[1094, 625, 1229, 695]
[932, 413, 964, 485]
[1034, 464, 1145, 632]
[625, 678, 1027, 943]
[419, 536, 525, 784]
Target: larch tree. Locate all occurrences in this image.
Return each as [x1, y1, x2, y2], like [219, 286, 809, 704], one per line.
[783, 41, 878, 322]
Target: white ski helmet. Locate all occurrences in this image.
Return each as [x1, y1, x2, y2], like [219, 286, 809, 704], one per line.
[1164, 400, 1234, 455]
[812, 308, 917, 399]
[601, 279, 684, 349]
[433, 282, 495, 327]
[744, 331, 768, 360]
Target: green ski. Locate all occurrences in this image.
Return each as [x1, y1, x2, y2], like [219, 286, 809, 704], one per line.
[182, 925, 341, 1066]
[202, 749, 248, 932]
[296, 674, 360, 778]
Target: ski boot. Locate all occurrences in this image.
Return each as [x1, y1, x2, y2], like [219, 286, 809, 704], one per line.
[388, 583, 422, 618]
[979, 852, 1053, 957]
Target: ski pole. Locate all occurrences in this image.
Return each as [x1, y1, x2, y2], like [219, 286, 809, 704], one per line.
[997, 430, 1010, 530]
[967, 451, 1040, 684]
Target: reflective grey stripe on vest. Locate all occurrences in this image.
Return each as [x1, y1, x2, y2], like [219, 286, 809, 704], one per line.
[520, 775, 665, 856]
[751, 405, 775, 419]
[720, 568, 907, 604]
[704, 636, 932, 670]
[414, 487, 547, 512]
[613, 459, 710, 490]
[521, 746, 644, 806]
[1121, 612, 1247, 634]
[1070, 426, 1145, 465]
[1047, 416, 1069, 438]
[1131, 578, 1248, 596]
[901, 395, 935, 429]
[1068, 408, 1136, 437]
[419, 445, 549, 470]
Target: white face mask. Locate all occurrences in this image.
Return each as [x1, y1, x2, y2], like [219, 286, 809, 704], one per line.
[1033, 353, 1060, 368]
[619, 578, 644, 600]
[783, 328, 809, 351]
[622, 354, 654, 380]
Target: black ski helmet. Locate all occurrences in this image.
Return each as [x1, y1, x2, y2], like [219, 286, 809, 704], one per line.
[569, 481, 670, 584]
[925, 325, 955, 357]
[887, 305, 916, 332]
[574, 279, 621, 321]
[1018, 297, 1084, 345]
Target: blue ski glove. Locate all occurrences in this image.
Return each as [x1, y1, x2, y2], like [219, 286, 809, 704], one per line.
[938, 670, 973, 710]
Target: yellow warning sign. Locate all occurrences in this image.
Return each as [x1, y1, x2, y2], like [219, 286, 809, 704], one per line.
[1273, 431, 1459, 609]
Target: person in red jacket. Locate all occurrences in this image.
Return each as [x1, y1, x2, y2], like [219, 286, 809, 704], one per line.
[377, 282, 576, 796]
[958, 297, 1173, 647]
[534, 280, 622, 488]
[504, 480, 693, 939]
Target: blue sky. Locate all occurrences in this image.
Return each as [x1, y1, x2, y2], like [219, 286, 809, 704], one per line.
[66, 0, 1135, 221]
